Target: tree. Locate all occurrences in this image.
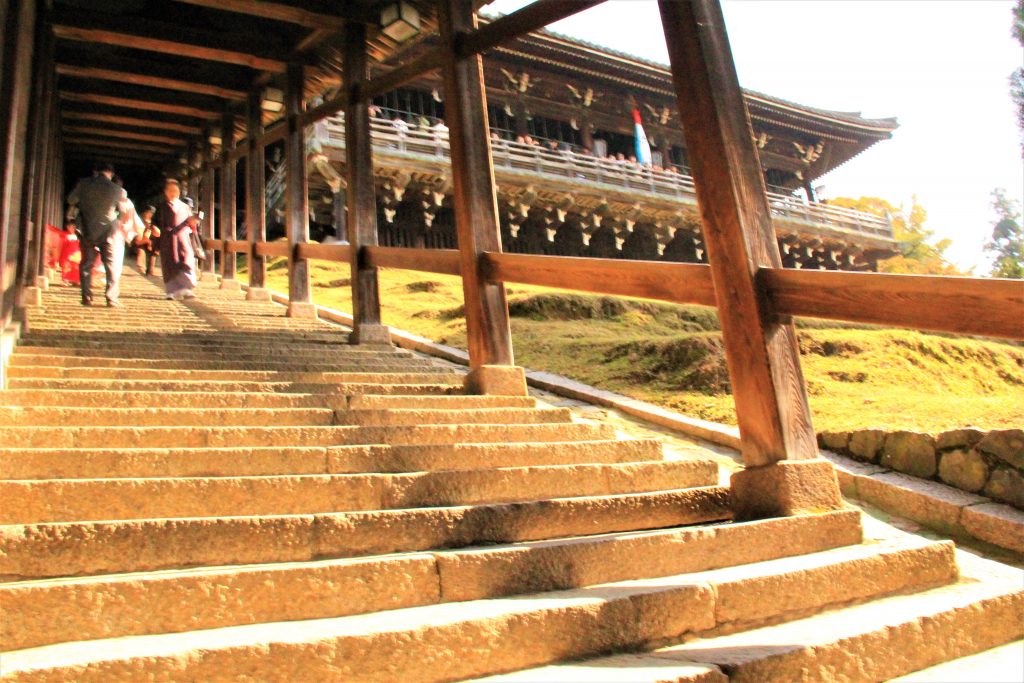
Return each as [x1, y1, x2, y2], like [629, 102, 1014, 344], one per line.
[986, 188, 1024, 278]
[1012, 0, 1024, 156]
[830, 196, 962, 275]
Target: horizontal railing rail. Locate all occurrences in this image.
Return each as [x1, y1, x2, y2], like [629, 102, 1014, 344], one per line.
[313, 115, 894, 242]
[213, 238, 1023, 341]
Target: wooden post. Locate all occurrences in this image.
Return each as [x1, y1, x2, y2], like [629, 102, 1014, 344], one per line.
[658, 0, 840, 518]
[219, 109, 238, 288]
[342, 21, 389, 344]
[284, 62, 315, 318]
[201, 135, 217, 273]
[245, 89, 270, 301]
[20, 18, 53, 296]
[438, 0, 523, 395]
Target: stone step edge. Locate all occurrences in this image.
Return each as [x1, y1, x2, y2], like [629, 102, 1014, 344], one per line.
[0, 487, 732, 580]
[0, 511, 862, 651]
[0, 534, 958, 680]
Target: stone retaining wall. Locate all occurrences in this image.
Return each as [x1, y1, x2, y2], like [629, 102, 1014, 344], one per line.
[819, 428, 1024, 511]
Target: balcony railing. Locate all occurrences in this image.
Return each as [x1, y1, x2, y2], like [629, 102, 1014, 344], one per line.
[317, 116, 894, 242]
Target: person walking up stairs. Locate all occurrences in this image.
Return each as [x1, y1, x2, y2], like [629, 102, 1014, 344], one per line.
[0, 270, 1020, 681]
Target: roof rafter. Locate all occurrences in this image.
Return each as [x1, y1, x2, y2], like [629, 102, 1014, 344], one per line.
[171, 0, 348, 30]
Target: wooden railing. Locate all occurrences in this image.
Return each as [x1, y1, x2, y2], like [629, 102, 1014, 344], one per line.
[314, 117, 895, 242]
[208, 239, 1023, 341]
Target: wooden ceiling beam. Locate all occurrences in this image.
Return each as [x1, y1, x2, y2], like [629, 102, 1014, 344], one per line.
[171, 0, 347, 30]
[62, 110, 203, 136]
[59, 91, 218, 121]
[62, 125, 186, 147]
[64, 146, 171, 162]
[56, 63, 247, 101]
[64, 136, 180, 154]
[51, 10, 292, 72]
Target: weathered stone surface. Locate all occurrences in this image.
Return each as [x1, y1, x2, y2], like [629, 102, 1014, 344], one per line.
[848, 429, 886, 462]
[855, 471, 986, 537]
[984, 468, 1024, 510]
[465, 364, 529, 397]
[936, 428, 986, 451]
[882, 431, 937, 479]
[961, 503, 1024, 553]
[730, 459, 843, 520]
[818, 430, 850, 452]
[979, 429, 1024, 469]
[938, 449, 991, 493]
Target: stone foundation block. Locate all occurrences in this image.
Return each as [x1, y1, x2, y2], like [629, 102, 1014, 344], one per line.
[938, 449, 989, 493]
[219, 278, 241, 291]
[848, 429, 885, 463]
[979, 429, 1024, 469]
[818, 430, 850, 452]
[245, 287, 272, 302]
[465, 365, 528, 397]
[961, 503, 1024, 553]
[730, 459, 843, 521]
[286, 302, 318, 320]
[22, 287, 42, 307]
[936, 428, 985, 451]
[984, 467, 1024, 509]
[881, 431, 937, 479]
[350, 323, 392, 346]
[34, 276, 49, 291]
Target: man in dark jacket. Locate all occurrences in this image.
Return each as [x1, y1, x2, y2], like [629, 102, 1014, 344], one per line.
[66, 162, 129, 307]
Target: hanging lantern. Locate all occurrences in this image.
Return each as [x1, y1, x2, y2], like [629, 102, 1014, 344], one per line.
[380, 2, 421, 42]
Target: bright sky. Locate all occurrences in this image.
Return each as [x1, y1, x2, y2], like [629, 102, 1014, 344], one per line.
[483, 0, 1024, 273]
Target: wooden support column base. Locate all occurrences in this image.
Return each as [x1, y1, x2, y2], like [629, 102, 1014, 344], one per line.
[730, 459, 844, 521]
[219, 278, 241, 291]
[22, 287, 43, 307]
[464, 365, 528, 397]
[245, 287, 272, 302]
[44, 268, 58, 283]
[1, 322, 23, 390]
[34, 276, 49, 291]
[287, 302, 319, 319]
[349, 323, 391, 346]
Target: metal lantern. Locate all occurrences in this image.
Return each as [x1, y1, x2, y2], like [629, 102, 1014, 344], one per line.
[380, 1, 420, 42]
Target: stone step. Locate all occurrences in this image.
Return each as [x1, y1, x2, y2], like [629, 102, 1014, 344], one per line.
[0, 421, 611, 449]
[21, 330, 348, 345]
[609, 551, 1023, 683]
[0, 390, 535, 410]
[0, 487, 732, 579]
[0, 461, 712, 524]
[6, 366, 453, 381]
[890, 641, 1024, 682]
[1, 511, 859, 651]
[0, 439, 666, 480]
[13, 344, 409, 359]
[0, 536, 962, 681]
[335, 407, 572, 426]
[8, 354, 440, 371]
[6, 378, 465, 394]
[0, 406, 338, 427]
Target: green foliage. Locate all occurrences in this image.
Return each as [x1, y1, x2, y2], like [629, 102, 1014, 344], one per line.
[986, 188, 1024, 278]
[829, 196, 961, 274]
[1012, 1, 1024, 155]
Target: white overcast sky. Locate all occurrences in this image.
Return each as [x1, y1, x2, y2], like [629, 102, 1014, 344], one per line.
[483, 0, 1024, 273]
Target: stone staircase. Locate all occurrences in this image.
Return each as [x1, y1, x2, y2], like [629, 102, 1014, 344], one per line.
[0, 270, 1020, 681]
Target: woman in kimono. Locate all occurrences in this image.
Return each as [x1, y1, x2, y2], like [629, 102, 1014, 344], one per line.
[155, 179, 198, 300]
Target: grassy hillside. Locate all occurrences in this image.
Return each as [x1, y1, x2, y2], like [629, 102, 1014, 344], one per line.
[251, 258, 1024, 433]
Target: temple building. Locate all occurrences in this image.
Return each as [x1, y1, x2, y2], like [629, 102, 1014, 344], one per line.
[274, 17, 900, 271]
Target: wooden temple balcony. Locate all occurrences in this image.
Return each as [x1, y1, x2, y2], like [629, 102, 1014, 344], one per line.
[314, 115, 896, 267]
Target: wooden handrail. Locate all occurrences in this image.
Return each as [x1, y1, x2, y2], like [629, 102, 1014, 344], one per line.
[364, 245, 461, 275]
[203, 238, 223, 250]
[225, 239, 248, 253]
[297, 242, 351, 262]
[764, 269, 1024, 340]
[482, 251, 717, 308]
[253, 241, 289, 257]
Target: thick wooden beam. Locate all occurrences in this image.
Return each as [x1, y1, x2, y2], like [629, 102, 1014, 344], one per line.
[439, 0, 517, 390]
[362, 52, 444, 102]
[173, 0, 347, 29]
[254, 241, 290, 257]
[765, 269, 1024, 341]
[51, 11, 290, 72]
[245, 91, 267, 294]
[364, 246, 461, 276]
[62, 109, 202, 135]
[483, 252, 717, 307]
[284, 62, 314, 318]
[459, 0, 605, 57]
[219, 110, 237, 283]
[201, 136, 217, 272]
[56, 63, 247, 101]
[296, 242, 351, 262]
[59, 92, 218, 121]
[659, 0, 839, 518]
[63, 136, 177, 154]
[343, 22, 387, 344]
[62, 125, 185, 147]
[59, 77, 225, 117]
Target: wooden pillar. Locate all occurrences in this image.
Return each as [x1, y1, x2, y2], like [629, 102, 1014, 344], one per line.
[219, 110, 238, 288]
[284, 62, 314, 318]
[201, 136, 216, 273]
[342, 22, 388, 344]
[20, 17, 53, 295]
[658, 0, 840, 518]
[245, 90, 269, 301]
[438, 0, 523, 395]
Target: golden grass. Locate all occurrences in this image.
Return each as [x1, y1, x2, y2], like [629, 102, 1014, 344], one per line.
[251, 258, 1024, 433]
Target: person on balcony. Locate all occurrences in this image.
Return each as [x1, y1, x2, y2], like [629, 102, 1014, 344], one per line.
[155, 179, 198, 301]
[65, 161, 129, 307]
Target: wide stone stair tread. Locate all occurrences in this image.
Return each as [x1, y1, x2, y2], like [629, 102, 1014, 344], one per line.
[0, 534, 968, 682]
[4, 270, 1020, 680]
